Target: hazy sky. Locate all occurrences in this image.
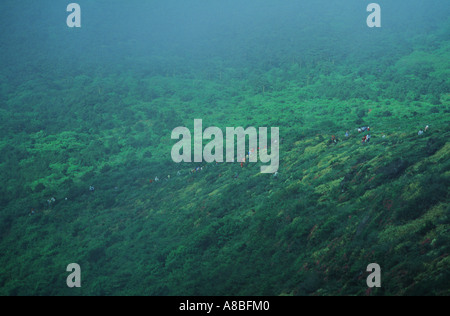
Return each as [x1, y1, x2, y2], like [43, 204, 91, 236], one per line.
[0, 0, 448, 75]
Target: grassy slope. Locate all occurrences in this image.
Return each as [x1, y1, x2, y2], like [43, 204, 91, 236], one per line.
[0, 40, 449, 296]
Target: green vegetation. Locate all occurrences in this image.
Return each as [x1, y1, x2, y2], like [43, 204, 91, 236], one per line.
[0, 0, 449, 296]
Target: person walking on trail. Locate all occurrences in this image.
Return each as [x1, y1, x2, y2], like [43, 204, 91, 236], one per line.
[47, 197, 56, 208]
[358, 126, 370, 133]
[362, 134, 371, 144]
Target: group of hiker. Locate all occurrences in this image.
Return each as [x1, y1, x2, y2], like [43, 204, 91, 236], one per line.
[29, 123, 431, 217]
[333, 124, 429, 145]
[148, 123, 433, 186]
[72, 123, 433, 197]
[331, 126, 371, 144]
[148, 145, 273, 185]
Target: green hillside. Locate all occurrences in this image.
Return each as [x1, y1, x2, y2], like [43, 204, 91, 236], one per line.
[0, 0, 449, 296]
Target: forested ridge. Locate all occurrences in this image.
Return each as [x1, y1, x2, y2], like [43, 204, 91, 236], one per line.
[0, 0, 449, 295]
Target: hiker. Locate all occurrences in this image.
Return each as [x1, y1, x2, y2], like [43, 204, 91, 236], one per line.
[362, 135, 370, 144]
[418, 130, 424, 136]
[359, 126, 370, 133]
[47, 197, 56, 207]
[89, 186, 95, 191]
[155, 176, 159, 182]
[425, 125, 429, 132]
[333, 135, 339, 143]
[345, 130, 349, 138]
